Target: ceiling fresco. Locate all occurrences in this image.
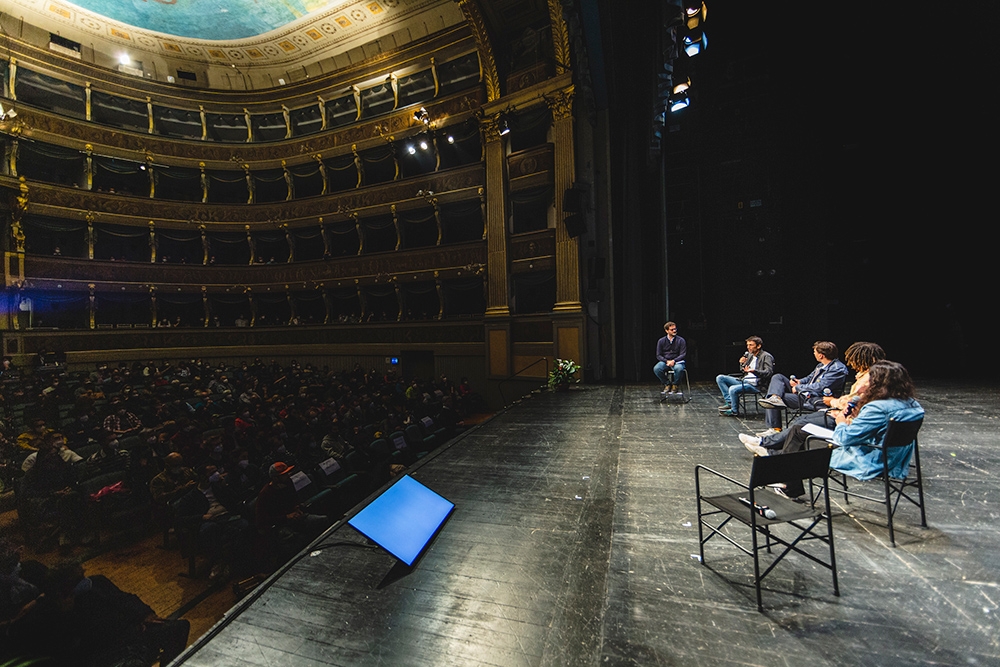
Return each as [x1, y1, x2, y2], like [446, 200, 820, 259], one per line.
[62, 0, 349, 41]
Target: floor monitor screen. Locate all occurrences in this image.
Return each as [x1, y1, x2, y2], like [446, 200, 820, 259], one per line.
[348, 475, 454, 566]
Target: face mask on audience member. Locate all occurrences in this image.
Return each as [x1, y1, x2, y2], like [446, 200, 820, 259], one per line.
[73, 577, 93, 596]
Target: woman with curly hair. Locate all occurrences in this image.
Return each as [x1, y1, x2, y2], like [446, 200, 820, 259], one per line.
[747, 360, 924, 499]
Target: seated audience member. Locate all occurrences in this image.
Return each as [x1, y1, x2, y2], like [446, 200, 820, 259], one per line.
[256, 462, 328, 539]
[20, 431, 82, 472]
[17, 437, 86, 551]
[757, 341, 849, 433]
[174, 464, 250, 580]
[16, 418, 52, 452]
[739, 342, 886, 453]
[0, 538, 40, 624]
[149, 452, 198, 507]
[102, 398, 143, 439]
[715, 336, 774, 417]
[744, 360, 923, 498]
[20, 562, 189, 666]
[653, 321, 687, 396]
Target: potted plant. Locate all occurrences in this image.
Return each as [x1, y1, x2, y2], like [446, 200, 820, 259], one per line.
[548, 358, 581, 391]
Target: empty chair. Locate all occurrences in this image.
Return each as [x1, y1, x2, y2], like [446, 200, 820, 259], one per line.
[696, 446, 838, 611]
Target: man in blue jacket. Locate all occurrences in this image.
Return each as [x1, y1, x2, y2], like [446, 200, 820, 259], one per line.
[653, 322, 687, 396]
[758, 341, 848, 433]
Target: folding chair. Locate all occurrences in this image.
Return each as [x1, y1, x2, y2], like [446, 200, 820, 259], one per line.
[810, 417, 924, 547]
[696, 446, 838, 611]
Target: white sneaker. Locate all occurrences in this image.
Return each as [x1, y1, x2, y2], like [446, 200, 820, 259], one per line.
[759, 396, 787, 408]
[739, 433, 762, 447]
[742, 439, 769, 457]
[755, 428, 780, 437]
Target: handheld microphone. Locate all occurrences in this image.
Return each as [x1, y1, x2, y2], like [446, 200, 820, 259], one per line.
[739, 496, 777, 519]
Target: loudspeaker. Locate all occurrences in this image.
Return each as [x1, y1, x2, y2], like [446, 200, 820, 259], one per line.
[564, 213, 586, 238]
[564, 185, 586, 213]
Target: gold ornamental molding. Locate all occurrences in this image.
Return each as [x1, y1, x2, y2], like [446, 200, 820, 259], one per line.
[545, 87, 575, 122]
[7, 93, 484, 170]
[547, 0, 572, 76]
[11, 164, 485, 229]
[457, 0, 501, 102]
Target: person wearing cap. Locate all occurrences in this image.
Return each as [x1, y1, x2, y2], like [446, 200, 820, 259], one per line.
[255, 462, 328, 538]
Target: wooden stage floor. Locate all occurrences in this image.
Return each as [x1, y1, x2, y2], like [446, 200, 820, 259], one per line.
[174, 381, 1000, 666]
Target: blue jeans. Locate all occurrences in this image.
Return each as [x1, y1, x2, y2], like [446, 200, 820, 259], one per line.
[654, 360, 686, 387]
[715, 374, 758, 415]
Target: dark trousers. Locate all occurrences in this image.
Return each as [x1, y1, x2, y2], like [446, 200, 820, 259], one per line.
[778, 423, 828, 497]
[763, 374, 816, 428]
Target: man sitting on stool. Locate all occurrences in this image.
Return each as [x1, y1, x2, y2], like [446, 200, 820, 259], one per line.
[653, 321, 687, 397]
[758, 341, 848, 434]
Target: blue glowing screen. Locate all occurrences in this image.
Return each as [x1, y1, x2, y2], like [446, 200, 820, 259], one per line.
[348, 475, 454, 566]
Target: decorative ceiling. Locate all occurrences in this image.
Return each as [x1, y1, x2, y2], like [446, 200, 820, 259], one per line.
[1, 0, 465, 70]
[52, 0, 349, 41]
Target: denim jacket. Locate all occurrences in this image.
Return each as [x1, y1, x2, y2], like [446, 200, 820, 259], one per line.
[831, 398, 924, 480]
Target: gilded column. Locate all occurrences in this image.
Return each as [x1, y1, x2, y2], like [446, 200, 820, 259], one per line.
[243, 108, 253, 142]
[8, 58, 16, 101]
[319, 217, 330, 257]
[199, 105, 207, 141]
[243, 163, 254, 204]
[86, 212, 95, 260]
[88, 284, 96, 330]
[480, 113, 510, 316]
[282, 160, 294, 201]
[391, 204, 400, 251]
[282, 105, 292, 139]
[146, 154, 155, 198]
[146, 97, 154, 134]
[199, 162, 209, 203]
[149, 286, 157, 327]
[148, 221, 156, 263]
[246, 225, 255, 265]
[314, 154, 327, 195]
[85, 83, 92, 121]
[202, 286, 209, 327]
[84, 145, 93, 191]
[317, 96, 327, 131]
[200, 224, 209, 265]
[547, 88, 582, 312]
[10, 177, 28, 253]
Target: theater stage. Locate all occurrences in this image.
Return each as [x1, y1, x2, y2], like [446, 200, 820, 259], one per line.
[175, 382, 1000, 666]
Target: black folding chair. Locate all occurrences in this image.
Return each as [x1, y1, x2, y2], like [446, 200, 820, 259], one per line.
[696, 446, 838, 611]
[811, 417, 925, 547]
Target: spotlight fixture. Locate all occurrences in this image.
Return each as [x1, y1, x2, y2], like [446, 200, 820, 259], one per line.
[413, 107, 431, 127]
[0, 102, 17, 121]
[499, 118, 511, 136]
[668, 91, 690, 113]
[684, 1, 707, 30]
[118, 53, 131, 66]
[407, 145, 416, 155]
[446, 134, 455, 144]
[683, 30, 708, 56]
[419, 140, 429, 150]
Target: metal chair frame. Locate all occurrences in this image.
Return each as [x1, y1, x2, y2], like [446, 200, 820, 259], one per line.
[808, 417, 925, 547]
[696, 446, 839, 611]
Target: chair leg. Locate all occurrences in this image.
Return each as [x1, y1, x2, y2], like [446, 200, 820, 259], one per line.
[884, 473, 896, 547]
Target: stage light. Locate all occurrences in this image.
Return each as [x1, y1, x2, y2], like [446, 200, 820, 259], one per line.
[668, 91, 690, 112]
[684, 1, 707, 30]
[499, 118, 511, 136]
[446, 135, 455, 144]
[118, 53, 131, 66]
[407, 145, 416, 155]
[0, 102, 17, 121]
[684, 30, 708, 57]
[673, 78, 691, 94]
[419, 140, 428, 150]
